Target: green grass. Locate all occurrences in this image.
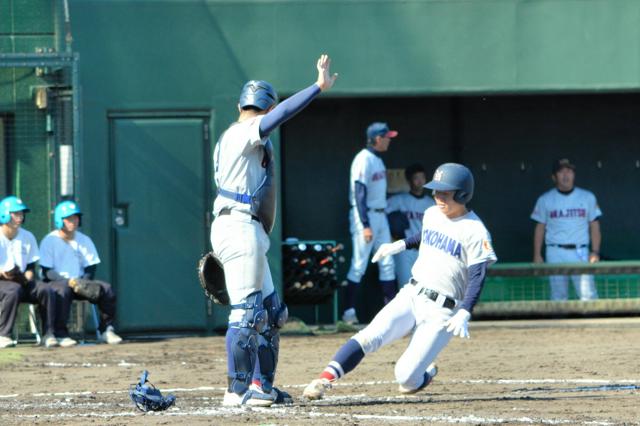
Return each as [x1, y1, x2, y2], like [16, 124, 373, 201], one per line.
[0, 348, 24, 365]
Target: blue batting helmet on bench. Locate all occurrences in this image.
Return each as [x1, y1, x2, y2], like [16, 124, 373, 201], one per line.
[54, 201, 82, 229]
[0, 196, 30, 224]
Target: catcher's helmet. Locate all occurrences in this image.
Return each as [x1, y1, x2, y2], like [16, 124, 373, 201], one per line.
[424, 163, 474, 204]
[54, 201, 82, 229]
[238, 80, 278, 111]
[0, 196, 30, 224]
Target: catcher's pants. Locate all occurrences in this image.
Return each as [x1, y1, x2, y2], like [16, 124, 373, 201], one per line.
[0, 280, 56, 337]
[347, 209, 395, 283]
[51, 279, 117, 335]
[545, 246, 598, 301]
[393, 249, 419, 289]
[210, 212, 275, 324]
[352, 283, 454, 389]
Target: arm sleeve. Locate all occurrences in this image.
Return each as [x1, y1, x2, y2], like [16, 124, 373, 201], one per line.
[40, 266, 52, 282]
[403, 232, 422, 250]
[259, 84, 321, 137]
[461, 261, 490, 312]
[355, 181, 370, 228]
[82, 264, 97, 280]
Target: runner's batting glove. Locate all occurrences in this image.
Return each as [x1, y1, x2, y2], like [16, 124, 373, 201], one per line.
[371, 240, 406, 263]
[445, 309, 471, 339]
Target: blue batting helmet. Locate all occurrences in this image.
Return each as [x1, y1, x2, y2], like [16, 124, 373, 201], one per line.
[238, 80, 278, 111]
[425, 163, 474, 204]
[0, 196, 30, 225]
[54, 201, 82, 229]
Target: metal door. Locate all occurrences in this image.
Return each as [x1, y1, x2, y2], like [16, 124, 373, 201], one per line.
[110, 113, 211, 332]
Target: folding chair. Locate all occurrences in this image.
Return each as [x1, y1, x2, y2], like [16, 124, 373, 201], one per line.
[12, 304, 42, 345]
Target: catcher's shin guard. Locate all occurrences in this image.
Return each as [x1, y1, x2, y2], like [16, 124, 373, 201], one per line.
[227, 327, 258, 394]
[227, 291, 267, 394]
[256, 292, 288, 393]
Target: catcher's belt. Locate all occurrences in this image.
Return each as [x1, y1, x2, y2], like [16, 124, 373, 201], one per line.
[197, 252, 229, 305]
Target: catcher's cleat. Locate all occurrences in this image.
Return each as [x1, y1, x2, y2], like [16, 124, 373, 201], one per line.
[398, 363, 438, 394]
[249, 384, 293, 405]
[302, 378, 332, 400]
[99, 325, 122, 345]
[222, 389, 274, 407]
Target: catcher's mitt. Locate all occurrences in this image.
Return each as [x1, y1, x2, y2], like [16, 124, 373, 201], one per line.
[1, 266, 29, 286]
[129, 370, 176, 412]
[197, 252, 229, 305]
[68, 278, 102, 304]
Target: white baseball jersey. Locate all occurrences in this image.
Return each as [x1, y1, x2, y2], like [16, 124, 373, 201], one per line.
[349, 148, 387, 212]
[386, 193, 435, 238]
[213, 115, 269, 216]
[411, 206, 497, 301]
[39, 230, 101, 279]
[0, 228, 39, 273]
[531, 187, 602, 246]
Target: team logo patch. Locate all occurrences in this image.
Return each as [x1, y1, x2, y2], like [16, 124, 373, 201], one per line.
[434, 170, 443, 181]
[483, 240, 493, 252]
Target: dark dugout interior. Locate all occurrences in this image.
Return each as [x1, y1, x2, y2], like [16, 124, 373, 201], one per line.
[281, 93, 640, 323]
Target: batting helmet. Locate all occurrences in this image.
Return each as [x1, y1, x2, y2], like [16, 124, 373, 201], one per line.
[424, 163, 474, 204]
[0, 196, 30, 225]
[238, 80, 278, 111]
[54, 201, 82, 229]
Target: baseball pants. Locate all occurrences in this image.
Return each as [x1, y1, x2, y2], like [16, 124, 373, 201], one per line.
[49, 280, 117, 335]
[352, 283, 454, 389]
[347, 209, 395, 283]
[546, 246, 598, 301]
[210, 211, 275, 323]
[0, 280, 56, 337]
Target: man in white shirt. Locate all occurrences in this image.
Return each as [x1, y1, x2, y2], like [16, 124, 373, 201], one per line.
[531, 159, 601, 301]
[386, 163, 435, 288]
[0, 196, 60, 348]
[40, 201, 122, 344]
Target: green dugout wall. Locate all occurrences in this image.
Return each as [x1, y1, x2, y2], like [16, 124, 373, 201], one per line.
[3, 0, 640, 329]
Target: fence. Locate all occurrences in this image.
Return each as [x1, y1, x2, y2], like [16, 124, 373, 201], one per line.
[476, 261, 640, 318]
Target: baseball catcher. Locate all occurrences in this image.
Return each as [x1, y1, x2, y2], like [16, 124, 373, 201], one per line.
[197, 252, 229, 305]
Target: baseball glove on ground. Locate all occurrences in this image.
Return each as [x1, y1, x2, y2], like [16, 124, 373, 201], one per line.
[68, 278, 102, 303]
[1, 266, 29, 286]
[197, 252, 229, 305]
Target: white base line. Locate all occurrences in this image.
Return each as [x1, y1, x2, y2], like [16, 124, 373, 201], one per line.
[1, 378, 637, 399]
[1, 406, 616, 426]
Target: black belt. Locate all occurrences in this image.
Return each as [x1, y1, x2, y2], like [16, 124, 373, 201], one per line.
[218, 208, 260, 223]
[350, 206, 385, 213]
[548, 244, 587, 249]
[409, 278, 456, 309]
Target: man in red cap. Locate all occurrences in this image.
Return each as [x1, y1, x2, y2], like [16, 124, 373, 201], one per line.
[342, 122, 399, 325]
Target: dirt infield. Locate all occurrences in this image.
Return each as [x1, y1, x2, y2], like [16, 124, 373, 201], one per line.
[1, 318, 639, 425]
